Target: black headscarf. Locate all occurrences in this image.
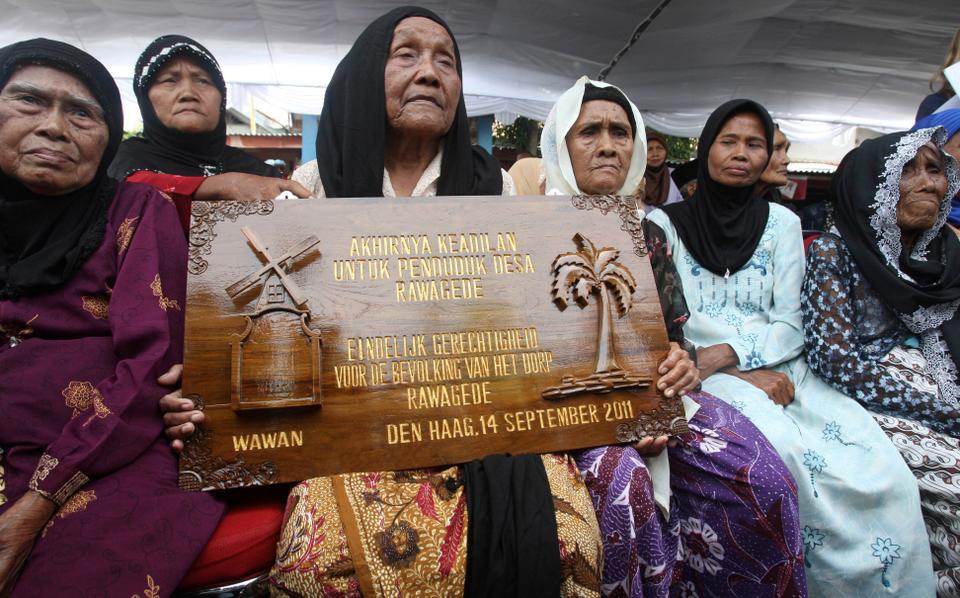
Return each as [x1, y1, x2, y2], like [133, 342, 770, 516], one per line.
[661, 99, 775, 277]
[108, 35, 278, 179]
[831, 128, 960, 375]
[0, 38, 123, 299]
[314, 5, 502, 198]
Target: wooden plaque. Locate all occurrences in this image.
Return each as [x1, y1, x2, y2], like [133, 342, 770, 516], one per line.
[178, 195, 688, 491]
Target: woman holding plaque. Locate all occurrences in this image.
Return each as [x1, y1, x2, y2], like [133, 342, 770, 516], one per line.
[647, 99, 935, 595]
[536, 76, 807, 598]
[0, 39, 222, 596]
[108, 35, 310, 231]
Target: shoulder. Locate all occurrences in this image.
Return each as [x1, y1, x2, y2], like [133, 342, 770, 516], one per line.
[647, 206, 673, 229]
[108, 181, 180, 221]
[807, 232, 849, 261]
[768, 202, 801, 228]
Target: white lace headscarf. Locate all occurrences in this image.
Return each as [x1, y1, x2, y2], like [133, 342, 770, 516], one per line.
[541, 76, 647, 196]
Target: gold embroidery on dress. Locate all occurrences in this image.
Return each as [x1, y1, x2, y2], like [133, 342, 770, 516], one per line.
[131, 574, 161, 598]
[41, 489, 96, 537]
[116, 217, 138, 255]
[0, 448, 7, 507]
[81, 295, 110, 320]
[150, 274, 181, 312]
[62, 381, 112, 426]
[30, 454, 59, 489]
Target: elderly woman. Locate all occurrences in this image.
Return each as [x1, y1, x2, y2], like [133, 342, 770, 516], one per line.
[165, 8, 599, 597]
[108, 35, 309, 230]
[648, 100, 935, 595]
[538, 76, 806, 597]
[802, 128, 960, 595]
[641, 130, 683, 212]
[0, 39, 222, 596]
[755, 125, 791, 202]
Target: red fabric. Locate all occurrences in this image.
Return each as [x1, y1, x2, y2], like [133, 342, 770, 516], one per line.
[125, 171, 204, 234]
[178, 486, 289, 590]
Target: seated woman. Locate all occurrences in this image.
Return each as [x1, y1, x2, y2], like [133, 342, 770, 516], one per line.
[648, 100, 935, 595]
[0, 39, 222, 596]
[802, 127, 960, 595]
[107, 35, 309, 230]
[539, 76, 806, 597]
[166, 8, 614, 596]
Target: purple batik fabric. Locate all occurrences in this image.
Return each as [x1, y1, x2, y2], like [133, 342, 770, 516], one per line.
[0, 182, 223, 597]
[576, 392, 806, 598]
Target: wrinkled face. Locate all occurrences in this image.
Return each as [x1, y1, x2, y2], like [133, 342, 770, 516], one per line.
[760, 128, 791, 186]
[0, 65, 108, 195]
[707, 112, 768, 187]
[566, 100, 634, 194]
[384, 17, 461, 141]
[147, 56, 222, 134]
[682, 180, 698, 199]
[943, 131, 960, 165]
[647, 139, 667, 168]
[897, 142, 948, 235]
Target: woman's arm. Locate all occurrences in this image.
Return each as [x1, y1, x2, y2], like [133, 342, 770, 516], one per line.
[642, 219, 700, 397]
[27, 187, 186, 505]
[802, 234, 960, 435]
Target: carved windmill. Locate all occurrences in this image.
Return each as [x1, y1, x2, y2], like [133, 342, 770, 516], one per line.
[225, 227, 323, 411]
[542, 233, 650, 400]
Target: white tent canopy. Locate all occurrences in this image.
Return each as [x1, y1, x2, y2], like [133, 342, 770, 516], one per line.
[2, 0, 955, 140]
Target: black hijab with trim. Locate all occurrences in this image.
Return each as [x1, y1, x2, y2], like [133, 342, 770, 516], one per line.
[831, 128, 960, 372]
[314, 5, 502, 198]
[0, 38, 123, 299]
[661, 99, 774, 277]
[108, 35, 278, 179]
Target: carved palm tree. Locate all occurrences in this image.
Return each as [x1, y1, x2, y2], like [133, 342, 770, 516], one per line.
[552, 233, 637, 374]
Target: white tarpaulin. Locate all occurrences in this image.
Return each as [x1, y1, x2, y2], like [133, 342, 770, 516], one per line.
[1, 0, 955, 139]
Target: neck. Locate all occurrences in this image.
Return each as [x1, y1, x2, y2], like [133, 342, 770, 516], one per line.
[384, 132, 442, 196]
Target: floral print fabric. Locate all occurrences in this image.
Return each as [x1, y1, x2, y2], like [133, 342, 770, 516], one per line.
[802, 233, 960, 435]
[575, 391, 806, 598]
[270, 454, 601, 596]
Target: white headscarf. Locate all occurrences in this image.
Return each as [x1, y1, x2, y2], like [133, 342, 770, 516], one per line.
[540, 76, 647, 196]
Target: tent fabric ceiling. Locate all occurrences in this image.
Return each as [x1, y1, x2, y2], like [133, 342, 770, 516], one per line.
[1, 0, 954, 137]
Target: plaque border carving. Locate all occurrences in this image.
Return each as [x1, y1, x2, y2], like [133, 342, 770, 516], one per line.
[188, 200, 275, 275]
[177, 395, 280, 490]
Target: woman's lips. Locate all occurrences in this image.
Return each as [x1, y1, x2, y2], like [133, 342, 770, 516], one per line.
[25, 147, 72, 165]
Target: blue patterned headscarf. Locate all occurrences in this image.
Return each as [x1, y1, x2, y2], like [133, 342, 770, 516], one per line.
[913, 109, 960, 226]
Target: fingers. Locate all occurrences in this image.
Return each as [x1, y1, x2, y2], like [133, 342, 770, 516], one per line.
[159, 392, 189, 414]
[634, 435, 669, 456]
[278, 179, 312, 198]
[658, 343, 683, 375]
[171, 439, 185, 454]
[157, 363, 183, 386]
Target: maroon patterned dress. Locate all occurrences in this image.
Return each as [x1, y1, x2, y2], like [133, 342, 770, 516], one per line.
[0, 182, 223, 597]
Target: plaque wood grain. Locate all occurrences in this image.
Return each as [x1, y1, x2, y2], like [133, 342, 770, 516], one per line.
[179, 195, 686, 490]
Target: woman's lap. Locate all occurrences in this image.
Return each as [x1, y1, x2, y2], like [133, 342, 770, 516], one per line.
[575, 391, 806, 598]
[701, 360, 936, 596]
